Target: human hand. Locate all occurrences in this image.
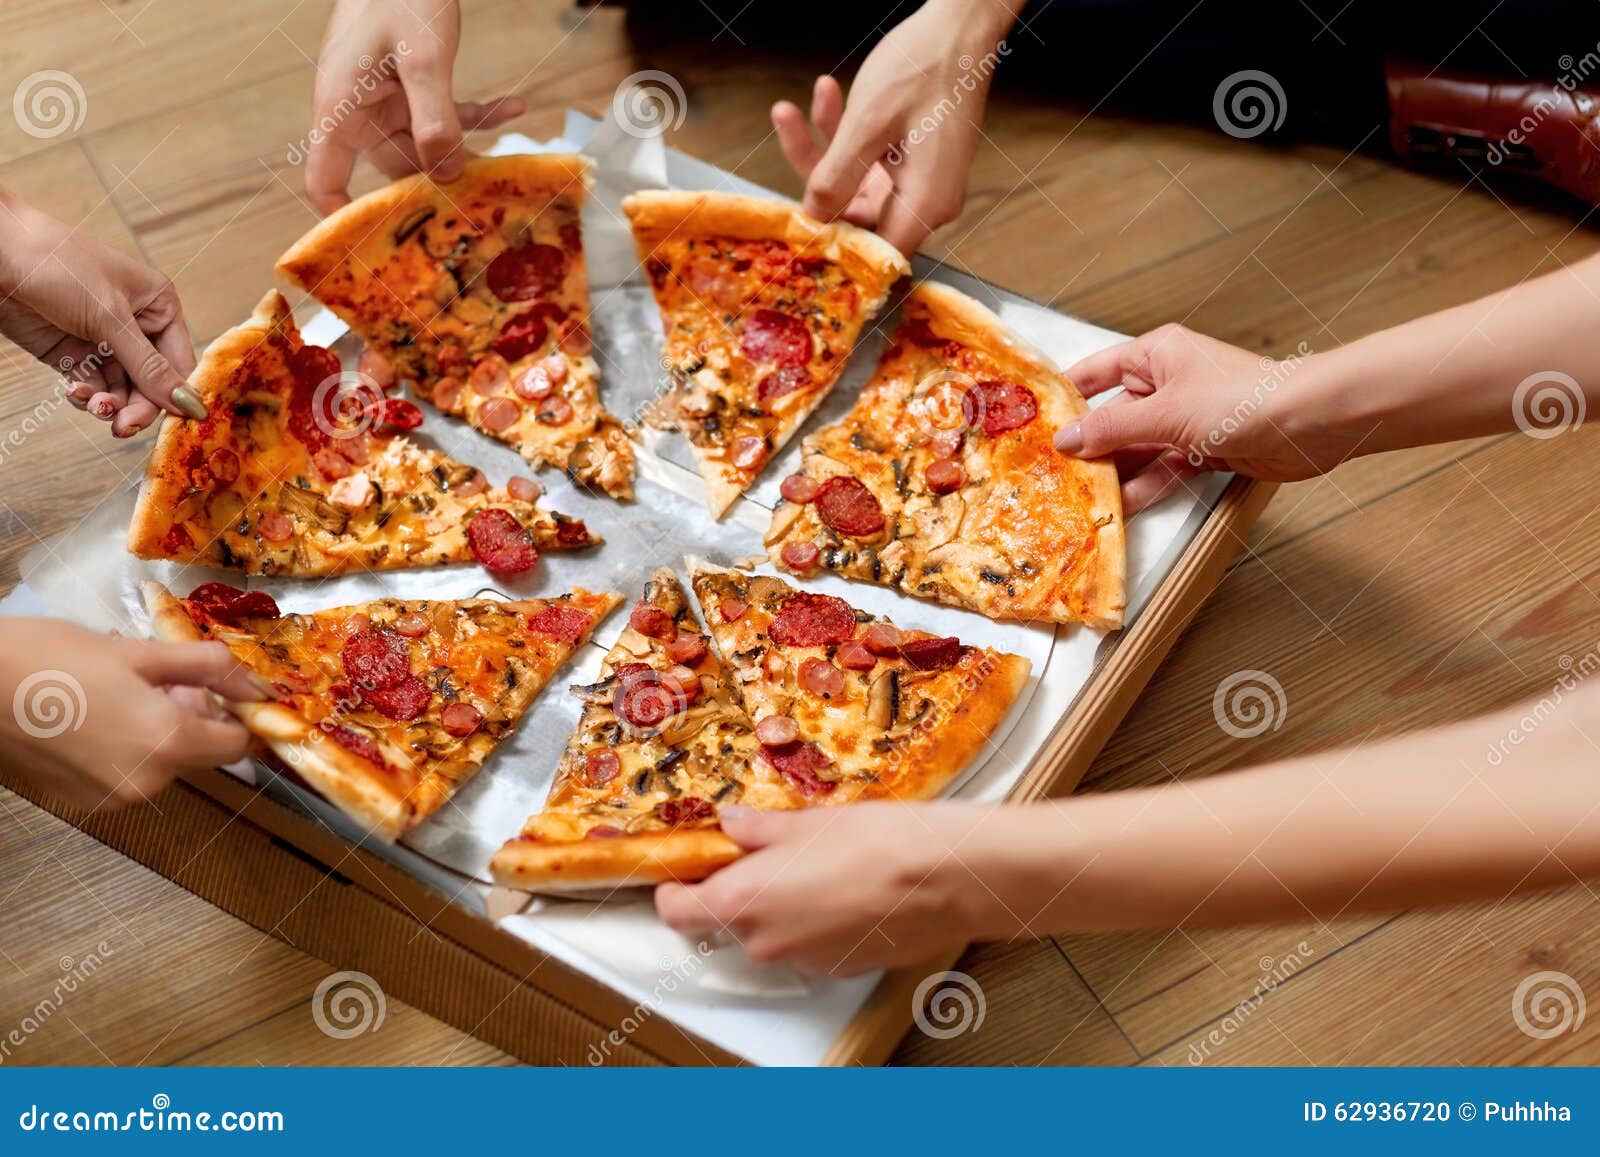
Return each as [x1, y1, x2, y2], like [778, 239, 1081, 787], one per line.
[772, 0, 1018, 255]
[655, 802, 1007, 976]
[0, 619, 269, 810]
[1056, 324, 1357, 514]
[0, 191, 198, 438]
[306, 0, 525, 214]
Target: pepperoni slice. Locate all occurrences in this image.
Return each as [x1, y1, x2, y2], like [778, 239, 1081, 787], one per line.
[358, 347, 395, 389]
[441, 702, 483, 738]
[206, 448, 239, 484]
[901, 636, 964, 670]
[371, 397, 423, 431]
[836, 640, 877, 670]
[486, 242, 566, 302]
[757, 366, 812, 406]
[313, 447, 353, 480]
[491, 312, 549, 361]
[798, 657, 845, 698]
[506, 475, 543, 502]
[526, 604, 592, 643]
[814, 475, 886, 538]
[614, 662, 652, 680]
[363, 673, 431, 720]
[964, 379, 1039, 436]
[537, 396, 574, 426]
[583, 749, 620, 785]
[741, 308, 811, 368]
[655, 797, 714, 826]
[661, 665, 703, 704]
[470, 355, 510, 396]
[339, 614, 372, 639]
[861, 623, 902, 656]
[290, 344, 341, 388]
[761, 741, 836, 797]
[666, 633, 708, 665]
[342, 627, 410, 689]
[392, 612, 431, 638]
[185, 582, 245, 612]
[729, 435, 768, 471]
[754, 715, 799, 747]
[768, 592, 857, 647]
[925, 458, 965, 494]
[512, 365, 554, 400]
[338, 432, 372, 465]
[780, 474, 820, 504]
[326, 724, 382, 767]
[629, 603, 676, 640]
[186, 583, 280, 624]
[432, 376, 466, 414]
[586, 825, 624, 839]
[558, 222, 583, 255]
[477, 396, 523, 432]
[466, 508, 539, 573]
[780, 541, 820, 572]
[537, 354, 568, 386]
[452, 469, 488, 497]
[617, 672, 675, 730]
[719, 598, 747, 622]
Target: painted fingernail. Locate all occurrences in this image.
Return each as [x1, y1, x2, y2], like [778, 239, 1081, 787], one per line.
[1054, 421, 1083, 454]
[171, 387, 208, 419]
[90, 397, 115, 419]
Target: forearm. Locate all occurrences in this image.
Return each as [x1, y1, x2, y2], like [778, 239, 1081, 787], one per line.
[968, 689, 1600, 935]
[925, 0, 1023, 50]
[1292, 250, 1600, 456]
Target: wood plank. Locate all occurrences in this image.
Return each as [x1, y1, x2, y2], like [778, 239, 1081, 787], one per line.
[176, 1001, 514, 1066]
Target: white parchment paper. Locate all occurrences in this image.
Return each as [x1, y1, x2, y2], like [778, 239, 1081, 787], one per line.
[7, 109, 1230, 1066]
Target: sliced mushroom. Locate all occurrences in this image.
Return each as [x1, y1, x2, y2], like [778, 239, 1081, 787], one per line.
[866, 668, 900, 731]
[277, 484, 349, 534]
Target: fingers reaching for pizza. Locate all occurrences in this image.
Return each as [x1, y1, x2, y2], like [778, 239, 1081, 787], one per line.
[0, 619, 270, 811]
[654, 802, 1002, 977]
[306, 0, 524, 214]
[1055, 324, 1358, 516]
[0, 187, 199, 438]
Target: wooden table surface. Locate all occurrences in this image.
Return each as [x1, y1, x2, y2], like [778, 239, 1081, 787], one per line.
[3, 0, 1598, 1067]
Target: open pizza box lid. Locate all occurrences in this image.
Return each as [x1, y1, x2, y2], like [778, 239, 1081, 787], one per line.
[6, 109, 1256, 1066]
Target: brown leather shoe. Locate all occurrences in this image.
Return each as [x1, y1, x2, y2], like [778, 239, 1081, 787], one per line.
[1386, 57, 1600, 205]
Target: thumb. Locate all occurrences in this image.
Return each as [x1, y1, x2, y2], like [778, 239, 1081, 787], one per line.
[124, 640, 271, 702]
[98, 314, 202, 419]
[1056, 396, 1182, 459]
[717, 805, 798, 850]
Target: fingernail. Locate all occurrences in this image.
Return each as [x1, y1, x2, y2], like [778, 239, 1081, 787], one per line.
[1054, 420, 1083, 454]
[171, 387, 207, 419]
[246, 673, 276, 699]
[435, 153, 464, 181]
[719, 805, 753, 821]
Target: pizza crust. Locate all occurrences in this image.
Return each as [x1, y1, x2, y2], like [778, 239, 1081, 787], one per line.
[489, 828, 743, 892]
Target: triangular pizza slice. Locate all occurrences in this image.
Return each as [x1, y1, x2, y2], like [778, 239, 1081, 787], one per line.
[765, 282, 1125, 629]
[128, 291, 597, 578]
[623, 190, 909, 517]
[144, 580, 621, 841]
[689, 563, 1031, 805]
[277, 154, 636, 498]
[491, 568, 776, 893]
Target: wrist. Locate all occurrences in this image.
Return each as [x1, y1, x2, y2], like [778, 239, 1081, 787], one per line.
[924, 0, 1019, 53]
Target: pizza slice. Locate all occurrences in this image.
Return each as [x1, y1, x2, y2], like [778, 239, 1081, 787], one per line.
[128, 291, 599, 578]
[689, 562, 1032, 806]
[623, 190, 910, 517]
[764, 282, 1126, 629]
[144, 579, 621, 841]
[276, 154, 636, 499]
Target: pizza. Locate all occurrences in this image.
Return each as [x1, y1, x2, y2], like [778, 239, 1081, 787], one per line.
[276, 154, 636, 499]
[764, 282, 1125, 629]
[144, 579, 621, 841]
[491, 568, 771, 892]
[690, 563, 1030, 808]
[128, 291, 598, 578]
[623, 190, 910, 517]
